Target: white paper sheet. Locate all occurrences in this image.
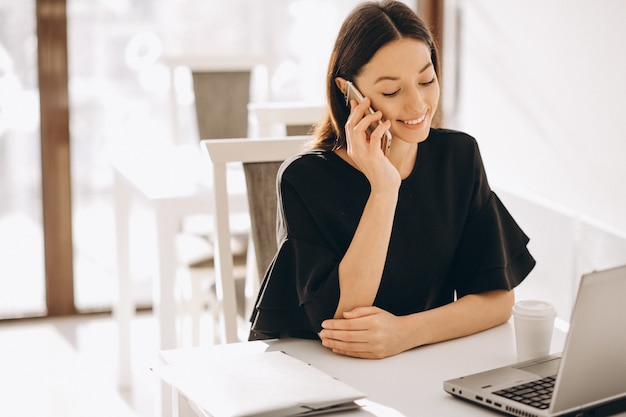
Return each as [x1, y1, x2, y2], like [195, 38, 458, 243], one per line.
[156, 347, 367, 417]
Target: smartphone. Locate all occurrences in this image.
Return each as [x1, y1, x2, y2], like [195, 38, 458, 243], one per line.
[344, 81, 392, 155]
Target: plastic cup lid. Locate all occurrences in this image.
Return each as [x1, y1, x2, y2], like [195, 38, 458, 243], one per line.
[513, 300, 556, 318]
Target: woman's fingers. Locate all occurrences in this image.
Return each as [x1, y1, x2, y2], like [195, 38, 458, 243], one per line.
[345, 97, 389, 162]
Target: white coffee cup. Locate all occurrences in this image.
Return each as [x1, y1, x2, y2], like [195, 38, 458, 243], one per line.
[512, 300, 557, 362]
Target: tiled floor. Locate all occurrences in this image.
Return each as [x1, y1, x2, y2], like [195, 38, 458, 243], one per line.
[0, 186, 249, 417]
[0, 312, 165, 417]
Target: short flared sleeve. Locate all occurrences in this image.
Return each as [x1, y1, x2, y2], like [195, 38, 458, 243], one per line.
[249, 238, 341, 340]
[450, 192, 535, 297]
[446, 133, 535, 297]
[249, 151, 362, 340]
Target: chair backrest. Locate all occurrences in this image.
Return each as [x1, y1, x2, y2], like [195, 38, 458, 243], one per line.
[243, 102, 325, 277]
[242, 161, 284, 280]
[201, 136, 311, 342]
[192, 71, 251, 139]
[247, 101, 325, 138]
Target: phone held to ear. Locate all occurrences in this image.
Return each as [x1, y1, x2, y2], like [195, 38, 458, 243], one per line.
[344, 81, 392, 155]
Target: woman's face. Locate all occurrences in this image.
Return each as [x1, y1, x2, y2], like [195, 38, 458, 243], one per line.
[353, 37, 440, 146]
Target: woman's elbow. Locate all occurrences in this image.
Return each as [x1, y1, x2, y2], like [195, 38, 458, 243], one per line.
[494, 289, 515, 324]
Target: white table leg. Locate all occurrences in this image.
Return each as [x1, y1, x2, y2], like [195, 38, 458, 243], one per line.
[154, 202, 180, 417]
[153, 203, 179, 350]
[113, 170, 134, 389]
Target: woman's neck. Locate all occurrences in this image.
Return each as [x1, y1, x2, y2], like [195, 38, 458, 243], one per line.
[388, 141, 418, 179]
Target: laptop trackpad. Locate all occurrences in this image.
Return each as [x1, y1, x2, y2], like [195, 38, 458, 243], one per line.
[515, 357, 561, 377]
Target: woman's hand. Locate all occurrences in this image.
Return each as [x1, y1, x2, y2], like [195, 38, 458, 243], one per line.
[319, 306, 411, 359]
[320, 290, 515, 359]
[344, 97, 400, 193]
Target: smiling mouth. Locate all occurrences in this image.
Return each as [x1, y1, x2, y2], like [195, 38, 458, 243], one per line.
[401, 112, 427, 125]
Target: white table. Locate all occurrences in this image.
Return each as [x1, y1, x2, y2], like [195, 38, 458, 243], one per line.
[160, 320, 568, 417]
[112, 144, 248, 416]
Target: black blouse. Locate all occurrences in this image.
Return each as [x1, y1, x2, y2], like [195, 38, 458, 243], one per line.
[249, 128, 535, 340]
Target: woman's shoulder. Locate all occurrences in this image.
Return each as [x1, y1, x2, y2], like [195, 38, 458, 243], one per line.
[280, 148, 340, 176]
[413, 129, 483, 177]
[279, 148, 342, 182]
[424, 128, 482, 162]
[428, 128, 479, 149]
[284, 147, 333, 164]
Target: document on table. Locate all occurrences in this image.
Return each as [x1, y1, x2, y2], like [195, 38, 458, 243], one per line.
[156, 343, 367, 417]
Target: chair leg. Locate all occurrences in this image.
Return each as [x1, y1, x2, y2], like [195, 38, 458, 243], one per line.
[189, 269, 203, 347]
[244, 233, 260, 321]
[176, 265, 218, 347]
[174, 267, 191, 347]
[207, 288, 221, 345]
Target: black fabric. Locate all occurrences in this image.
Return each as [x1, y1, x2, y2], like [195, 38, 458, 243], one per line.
[249, 128, 535, 341]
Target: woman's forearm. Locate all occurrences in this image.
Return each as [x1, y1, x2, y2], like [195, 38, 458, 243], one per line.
[404, 289, 515, 348]
[335, 190, 398, 318]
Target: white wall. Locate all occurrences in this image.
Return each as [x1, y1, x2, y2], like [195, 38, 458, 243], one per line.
[495, 187, 626, 320]
[445, 0, 626, 235]
[443, 0, 626, 315]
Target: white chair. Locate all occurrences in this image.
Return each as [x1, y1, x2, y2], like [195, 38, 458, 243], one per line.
[174, 67, 253, 347]
[180, 103, 325, 346]
[243, 101, 325, 316]
[248, 101, 325, 137]
[201, 135, 311, 343]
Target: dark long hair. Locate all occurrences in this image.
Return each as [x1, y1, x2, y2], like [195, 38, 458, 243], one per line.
[310, 0, 440, 151]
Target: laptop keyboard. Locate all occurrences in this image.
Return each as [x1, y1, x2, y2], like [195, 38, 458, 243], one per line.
[493, 376, 556, 410]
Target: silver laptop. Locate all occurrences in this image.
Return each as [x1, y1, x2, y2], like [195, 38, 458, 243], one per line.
[444, 265, 626, 417]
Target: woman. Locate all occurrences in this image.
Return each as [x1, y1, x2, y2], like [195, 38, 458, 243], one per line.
[249, 0, 535, 359]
